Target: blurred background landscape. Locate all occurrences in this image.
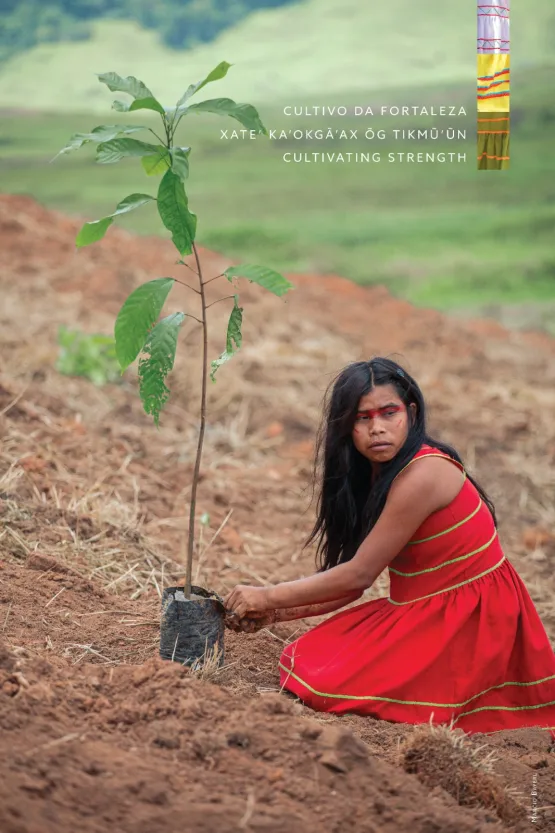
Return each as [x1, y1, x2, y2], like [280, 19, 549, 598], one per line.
[1, 0, 554, 331]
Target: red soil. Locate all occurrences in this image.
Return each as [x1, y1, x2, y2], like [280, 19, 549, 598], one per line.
[1, 194, 555, 831]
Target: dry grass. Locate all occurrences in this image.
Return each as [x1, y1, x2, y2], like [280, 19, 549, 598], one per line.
[400, 719, 528, 824]
[2, 257, 555, 638]
[1, 194, 555, 828]
[0, 307, 331, 600]
[0, 220, 344, 599]
[1, 193, 555, 685]
[187, 643, 229, 681]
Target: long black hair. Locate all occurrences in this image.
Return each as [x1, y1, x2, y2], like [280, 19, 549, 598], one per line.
[305, 357, 497, 571]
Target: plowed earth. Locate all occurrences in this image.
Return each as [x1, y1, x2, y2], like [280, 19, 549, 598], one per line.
[1, 195, 555, 832]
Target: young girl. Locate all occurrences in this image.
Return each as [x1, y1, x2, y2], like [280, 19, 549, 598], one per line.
[225, 357, 555, 738]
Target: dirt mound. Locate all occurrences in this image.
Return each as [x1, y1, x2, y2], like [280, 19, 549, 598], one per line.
[0, 554, 157, 668]
[402, 724, 527, 826]
[1, 193, 555, 830]
[0, 641, 523, 833]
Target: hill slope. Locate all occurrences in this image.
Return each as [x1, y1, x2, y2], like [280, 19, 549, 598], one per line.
[2, 193, 555, 830]
[0, 0, 296, 63]
[0, 0, 553, 110]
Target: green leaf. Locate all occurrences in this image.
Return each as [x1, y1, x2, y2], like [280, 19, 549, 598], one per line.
[157, 169, 197, 256]
[210, 296, 243, 382]
[76, 217, 114, 247]
[224, 265, 293, 297]
[96, 138, 164, 164]
[175, 61, 232, 108]
[225, 296, 243, 353]
[114, 277, 175, 371]
[113, 96, 166, 116]
[111, 193, 156, 216]
[138, 312, 185, 426]
[170, 147, 191, 181]
[97, 72, 165, 115]
[98, 72, 153, 99]
[75, 194, 155, 248]
[54, 124, 147, 159]
[181, 98, 267, 135]
[141, 147, 171, 176]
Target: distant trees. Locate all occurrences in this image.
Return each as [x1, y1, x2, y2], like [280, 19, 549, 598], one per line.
[0, 0, 297, 62]
[0, 2, 87, 61]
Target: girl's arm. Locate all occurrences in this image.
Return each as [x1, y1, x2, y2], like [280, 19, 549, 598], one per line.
[226, 592, 362, 633]
[225, 456, 461, 618]
[276, 591, 362, 622]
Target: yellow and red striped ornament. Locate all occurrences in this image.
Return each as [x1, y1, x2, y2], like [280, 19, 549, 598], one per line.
[477, 2, 510, 170]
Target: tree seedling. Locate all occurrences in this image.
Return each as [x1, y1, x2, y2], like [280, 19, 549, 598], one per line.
[56, 62, 294, 599]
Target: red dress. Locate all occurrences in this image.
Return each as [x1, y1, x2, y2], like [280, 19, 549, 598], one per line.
[280, 445, 555, 739]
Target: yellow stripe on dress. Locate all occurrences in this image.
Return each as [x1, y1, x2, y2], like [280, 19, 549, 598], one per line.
[452, 699, 555, 728]
[481, 726, 555, 735]
[390, 528, 498, 577]
[278, 662, 555, 710]
[391, 452, 465, 488]
[407, 490, 479, 546]
[387, 554, 506, 604]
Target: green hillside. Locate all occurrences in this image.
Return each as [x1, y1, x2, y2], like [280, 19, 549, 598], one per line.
[1, 1, 554, 331]
[0, 0, 295, 63]
[1, 66, 554, 327]
[0, 0, 553, 111]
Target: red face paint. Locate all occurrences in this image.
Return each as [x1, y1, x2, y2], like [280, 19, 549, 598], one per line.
[355, 404, 404, 421]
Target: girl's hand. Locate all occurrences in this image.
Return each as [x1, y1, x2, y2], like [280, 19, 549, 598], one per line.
[224, 584, 271, 619]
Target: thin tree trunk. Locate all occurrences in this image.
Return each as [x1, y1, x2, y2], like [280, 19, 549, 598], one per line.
[184, 242, 208, 598]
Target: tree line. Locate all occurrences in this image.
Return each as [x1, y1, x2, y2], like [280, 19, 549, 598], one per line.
[0, 0, 295, 62]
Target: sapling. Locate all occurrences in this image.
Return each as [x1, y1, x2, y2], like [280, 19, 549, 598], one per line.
[56, 63, 293, 601]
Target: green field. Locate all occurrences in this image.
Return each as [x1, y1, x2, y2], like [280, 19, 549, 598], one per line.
[1, 65, 555, 326]
[0, 0, 554, 326]
[0, 0, 553, 111]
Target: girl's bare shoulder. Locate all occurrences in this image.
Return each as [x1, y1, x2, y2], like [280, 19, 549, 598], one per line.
[391, 454, 465, 511]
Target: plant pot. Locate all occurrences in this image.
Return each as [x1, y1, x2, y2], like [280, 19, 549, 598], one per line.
[159, 585, 225, 667]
